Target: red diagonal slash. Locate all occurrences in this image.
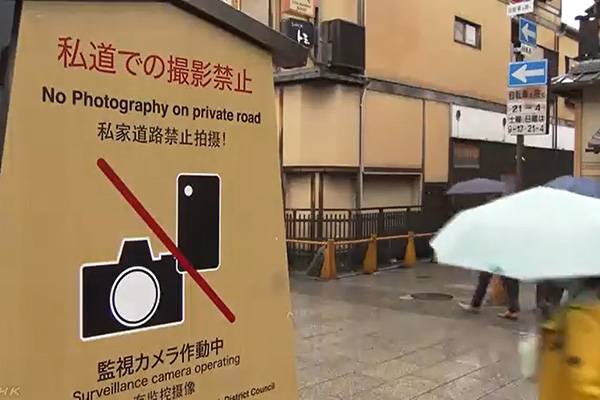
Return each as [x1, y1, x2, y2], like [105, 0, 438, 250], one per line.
[97, 158, 236, 323]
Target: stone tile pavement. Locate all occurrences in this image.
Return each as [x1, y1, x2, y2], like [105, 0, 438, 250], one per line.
[290, 263, 538, 400]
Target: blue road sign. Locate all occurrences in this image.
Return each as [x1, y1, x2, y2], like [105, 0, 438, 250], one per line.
[508, 60, 548, 87]
[519, 18, 537, 48]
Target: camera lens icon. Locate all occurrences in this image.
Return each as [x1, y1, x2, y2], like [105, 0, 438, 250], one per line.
[110, 267, 161, 327]
[80, 239, 183, 341]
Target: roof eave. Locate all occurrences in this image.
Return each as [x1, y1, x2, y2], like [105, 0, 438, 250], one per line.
[551, 81, 600, 97]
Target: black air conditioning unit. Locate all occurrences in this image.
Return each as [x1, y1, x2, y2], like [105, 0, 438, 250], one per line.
[579, 18, 600, 61]
[319, 19, 365, 74]
[577, 4, 600, 61]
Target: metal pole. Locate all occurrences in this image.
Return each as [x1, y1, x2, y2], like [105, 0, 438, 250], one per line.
[516, 134, 524, 190]
[357, 87, 366, 209]
[357, 0, 365, 26]
[513, 21, 525, 191]
[357, 0, 366, 208]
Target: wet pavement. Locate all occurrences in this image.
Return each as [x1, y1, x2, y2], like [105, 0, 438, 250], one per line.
[291, 263, 538, 400]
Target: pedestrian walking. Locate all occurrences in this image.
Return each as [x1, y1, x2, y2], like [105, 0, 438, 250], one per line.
[459, 271, 520, 320]
[536, 281, 564, 319]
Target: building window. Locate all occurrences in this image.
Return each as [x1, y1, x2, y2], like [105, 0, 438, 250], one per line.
[540, 46, 559, 78]
[565, 56, 577, 74]
[454, 17, 481, 49]
[453, 142, 480, 169]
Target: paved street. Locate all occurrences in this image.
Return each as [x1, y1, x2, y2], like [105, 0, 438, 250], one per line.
[291, 263, 538, 400]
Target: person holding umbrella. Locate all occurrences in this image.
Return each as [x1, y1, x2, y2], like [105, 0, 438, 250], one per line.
[446, 178, 520, 319]
[432, 181, 600, 285]
[459, 273, 520, 320]
[431, 177, 600, 400]
[535, 176, 600, 319]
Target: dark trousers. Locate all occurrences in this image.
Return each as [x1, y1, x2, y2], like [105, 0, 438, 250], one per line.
[471, 272, 520, 313]
[536, 281, 564, 318]
[503, 277, 520, 313]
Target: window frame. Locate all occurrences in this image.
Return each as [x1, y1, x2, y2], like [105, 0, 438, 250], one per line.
[452, 142, 480, 169]
[565, 55, 577, 74]
[454, 17, 482, 50]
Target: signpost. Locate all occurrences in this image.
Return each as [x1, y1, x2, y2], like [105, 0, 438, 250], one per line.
[281, 18, 315, 48]
[507, 0, 534, 17]
[517, 45, 533, 56]
[508, 60, 548, 87]
[0, 1, 307, 399]
[507, 2, 546, 201]
[281, 0, 315, 18]
[519, 18, 537, 50]
[507, 60, 548, 137]
[507, 86, 548, 136]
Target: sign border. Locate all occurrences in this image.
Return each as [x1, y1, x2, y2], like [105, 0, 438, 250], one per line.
[508, 59, 548, 88]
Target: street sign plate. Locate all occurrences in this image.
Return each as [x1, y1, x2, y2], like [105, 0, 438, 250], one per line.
[519, 18, 537, 48]
[506, 86, 548, 136]
[220, 0, 241, 9]
[508, 0, 534, 16]
[281, 17, 315, 48]
[0, 2, 300, 398]
[518, 45, 533, 56]
[508, 60, 548, 87]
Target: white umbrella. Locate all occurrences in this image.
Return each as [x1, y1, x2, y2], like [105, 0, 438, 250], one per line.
[431, 187, 600, 281]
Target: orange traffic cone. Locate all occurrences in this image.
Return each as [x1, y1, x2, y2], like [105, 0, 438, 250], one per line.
[363, 235, 377, 274]
[404, 232, 417, 268]
[320, 240, 337, 280]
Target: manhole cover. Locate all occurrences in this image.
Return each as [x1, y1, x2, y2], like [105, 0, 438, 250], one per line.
[410, 292, 454, 301]
[445, 284, 476, 291]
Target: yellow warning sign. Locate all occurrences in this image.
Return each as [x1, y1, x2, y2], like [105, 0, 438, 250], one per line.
[0, 2, 298, 399]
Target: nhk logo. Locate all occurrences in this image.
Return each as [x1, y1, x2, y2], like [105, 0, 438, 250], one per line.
[0, 387, 20, 397]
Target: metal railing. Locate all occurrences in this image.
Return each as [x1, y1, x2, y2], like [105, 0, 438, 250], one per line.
[284, 206, 420, 244]
[284, 206, 445, 273]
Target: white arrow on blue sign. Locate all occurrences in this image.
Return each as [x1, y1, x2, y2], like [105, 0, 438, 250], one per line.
[508, 60, 548, 87]
[519, 18, 537, 48]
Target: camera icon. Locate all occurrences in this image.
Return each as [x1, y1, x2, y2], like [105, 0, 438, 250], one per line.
[80, 239, 184, 341]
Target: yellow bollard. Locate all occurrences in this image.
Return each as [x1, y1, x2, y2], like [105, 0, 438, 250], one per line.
[562, 304, 600, 400]
[320, 240, 337, 280]
[403, 231, 417, 268]
[363, 235, 378, 274]
[538, 320, 566, 400]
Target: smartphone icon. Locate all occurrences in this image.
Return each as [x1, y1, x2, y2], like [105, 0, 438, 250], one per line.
[176, 174, 221, 272]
